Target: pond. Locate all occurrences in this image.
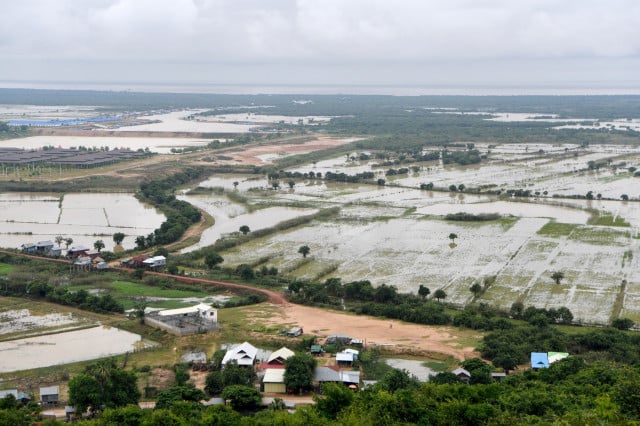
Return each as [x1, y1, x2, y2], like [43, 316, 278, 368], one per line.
[0, 325, 149, 373]
[384, 358, 435, 382]
[0, 193, 165, 250]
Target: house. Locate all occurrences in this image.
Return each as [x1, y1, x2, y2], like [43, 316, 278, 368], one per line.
[531, 352, 549, 369]
[285, 326, 303, 337]
[143, 255, 166, 269]
[20, 243, 36, 254]
[452, 367, 472, 383]
[0, 389, 18, 399]
[67, 245, 90, 258]
[221, 342, 258, 367]
[313, 366, 341, 386]
[340, 370, 361, 389]
[491, 372, 507, 382]
[266, 347, 295, 366]
[35, 241, 54, 254]
[145, 303, 219, 336]
[128, 254, 149, 268]
[336, 349, 359, 366]
[86, 249, 101, 260]
[263, 368, 287, 393]
[325, 334, 351, 345]
[47, 247, 62, 257]
[39, 385, 60, 405]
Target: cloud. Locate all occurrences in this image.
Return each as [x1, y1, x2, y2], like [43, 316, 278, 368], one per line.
[0, 0, 639, 86]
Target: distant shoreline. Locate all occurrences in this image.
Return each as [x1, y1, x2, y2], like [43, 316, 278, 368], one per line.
[1, 81, 639, 96]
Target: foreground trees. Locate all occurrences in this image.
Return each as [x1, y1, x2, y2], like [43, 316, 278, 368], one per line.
[68, 359, 140, 414]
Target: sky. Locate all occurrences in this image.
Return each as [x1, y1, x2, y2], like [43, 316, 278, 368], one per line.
[1, 0, 639, 94]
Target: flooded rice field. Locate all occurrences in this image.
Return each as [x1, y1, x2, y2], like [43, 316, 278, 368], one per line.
[0, 193, 165, 250]
[178, 193, 318, 253]
[0, 325, 146, 373]
[205, 142, 640, 324]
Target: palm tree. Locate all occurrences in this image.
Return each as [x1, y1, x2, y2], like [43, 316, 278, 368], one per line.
[55, 235, 64, 248]
[65, 238, 73, 249]
[298, 245, 310, 258]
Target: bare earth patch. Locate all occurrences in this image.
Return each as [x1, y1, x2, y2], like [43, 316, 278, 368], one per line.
[260, 303, 480, 361]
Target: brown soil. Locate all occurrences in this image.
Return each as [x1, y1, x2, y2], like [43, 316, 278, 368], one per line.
[262, 304, 480, 361]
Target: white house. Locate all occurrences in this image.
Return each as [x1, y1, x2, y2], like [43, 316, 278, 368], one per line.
[267, 347, 295, 365]
[143, 255, 166, 269]
[222, 342, 258, 367]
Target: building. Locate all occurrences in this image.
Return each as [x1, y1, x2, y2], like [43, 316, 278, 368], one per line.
[452, 368, 472, 383]
[39, 385, 60, 405]
[221, 342, 258, 367]
[336, 349, 359, 366]
[143, 255, 167, 270]
[67, 245, 90, 258]
[325, 334, 351, 345]
[531, 352, 550, 369]
[266, 347, 295, 366]
[548, 352, 569, 364]
[285, 326, 303, 337]
[20, 243, 36, 254]
[0, 389, 18, 399]
[310, 345, 324, 356]
[144, 303, 219, 336]
[263, 368, 287, 393]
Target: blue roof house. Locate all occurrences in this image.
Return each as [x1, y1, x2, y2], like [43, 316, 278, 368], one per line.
[531, 352, 549, 369]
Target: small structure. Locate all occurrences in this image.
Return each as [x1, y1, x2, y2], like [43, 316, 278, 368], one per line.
[72, 255, 92, 271]
[35, 241, 54, 254]
[145, 303, 219, 336]
[336, 349, 359, 366]
[39, 385, 60, 405]
[325, 334, 351, 345]
[20, 243, 36, 254]
[67, 245, 90, 258]
[127, 254, 149, 268]
[263, 368, 287, 394]
[340, 370, 361, 389]
[350, 338, 364, 348]
[310, 345, 324, 356]
[314, 366, 341, 386]
[181, 351, 207, 364]
[285, 326, 303, 337]
[267, 347, 295, 366]
[452, 367, 472, 383]
[222, 342, 258, 367]
[0, 389, 18, 399]
[548, 352, 569, 364]
[143, 255, 166, 270]
[531, 352, 549, 369]
[491, 372, 507, 382]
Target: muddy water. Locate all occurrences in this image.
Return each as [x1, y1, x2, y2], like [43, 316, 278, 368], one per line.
[0, 326, 147, 373]
[0, 192, 165, 250]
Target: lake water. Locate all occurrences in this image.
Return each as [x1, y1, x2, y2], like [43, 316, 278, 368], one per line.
[0, 326, 147, 373]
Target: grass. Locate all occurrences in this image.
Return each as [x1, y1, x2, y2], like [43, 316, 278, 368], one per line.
[110, 281, 207, 298]
[588, 213, 631, 227]
[0, 263, 15, 274]
[537, 221, 576, 237]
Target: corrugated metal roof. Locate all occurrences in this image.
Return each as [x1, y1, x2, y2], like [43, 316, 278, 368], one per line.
[263, 368, 286, 383]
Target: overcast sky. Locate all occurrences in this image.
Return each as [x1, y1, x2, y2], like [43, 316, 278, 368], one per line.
[1, 0, 639, 93]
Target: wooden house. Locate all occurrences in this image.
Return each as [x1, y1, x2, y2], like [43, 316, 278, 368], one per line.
[20, 243, 36, 254]
[452, 367, 472, 383]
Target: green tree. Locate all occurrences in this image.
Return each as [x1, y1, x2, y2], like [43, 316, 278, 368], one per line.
[55, 235, 64, 248]
[298, 245, 311, 258]
[621, 194, 629, 201]
[94, 239, 105, 253]
[68, 359, 140, 414]
[113, 232, 126, 246]
[284, 353, 317, 394]
[551, 271, 565, 285]
[611, 317, 634, 330]
[204, 251, 223, 269]
[461, 358, 493, 384]
[418, 284, 430, 298]
[239, 225, 250, 235]
[132, 297, 147, 324]
[288, 180, 296, 189]
[220, 385, 262, 411]
[135, 236, 146, 250]
[448, 233, 458, 243]
[434, 289, 447, 303]
[315, 383, 354, 419]
[510, 302, 524, 319]
[65, 237, 73, 249]
[470, 283, 482, 297]
[155, 384, 205, 410]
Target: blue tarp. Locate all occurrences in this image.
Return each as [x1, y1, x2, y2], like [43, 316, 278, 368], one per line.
[531, 352, 549, 369]
[7, 116, 121, 127]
